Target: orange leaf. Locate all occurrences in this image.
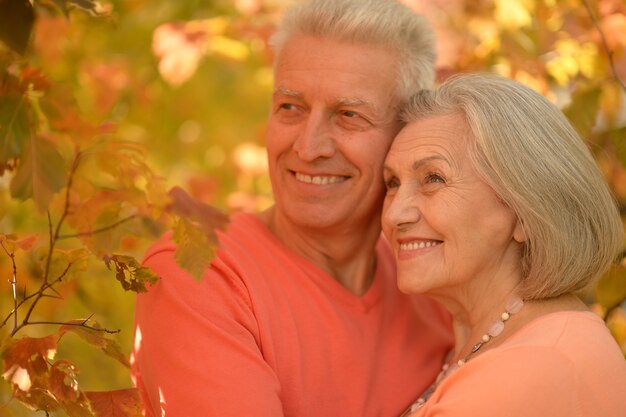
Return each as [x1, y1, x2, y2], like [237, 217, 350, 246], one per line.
[0, 233, 36, 253]
[86, 389, 143, 417]
[14, 234, 37, 251]
[1, 335, 58, 402]
[1, 335, 57, 378]
[49, 359, 81, 403]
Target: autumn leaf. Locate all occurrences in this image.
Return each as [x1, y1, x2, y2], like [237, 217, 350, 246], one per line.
[0, 94, 31, 173]
[51, 0, 113, 17]
[9, 134, 68, 213]
[86, 389, 142, 417]
[36, 247, 91, 282]
[562, 85, 601, 140]
[595, 264, 626, 310]
[172, 217, 213, 281]
[63, 187, 148, 256]
[103, 254, 159, 293]
[1, 335, 58, 394]
[0, 233, 37, 254]
[168, 186, 229, 237]
[20, 66, 52, 92]
[0, 0, 35, 55]
[58, 320, 130, 368]
[152, 22, 209, 86]
[49, 359, 81, 403]
[611, 127, 626, 167]
[167, 186, 228, 281]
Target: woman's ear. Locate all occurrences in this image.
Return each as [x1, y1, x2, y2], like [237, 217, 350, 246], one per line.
[513, 219, 527, 243]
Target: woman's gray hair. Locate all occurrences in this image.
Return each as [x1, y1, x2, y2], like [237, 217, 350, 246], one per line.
[402, 73, 624, 300]
[268, 0, 436, 102]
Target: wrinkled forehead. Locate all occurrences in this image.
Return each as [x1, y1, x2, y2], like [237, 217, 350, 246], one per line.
[392, 113, 472, 153]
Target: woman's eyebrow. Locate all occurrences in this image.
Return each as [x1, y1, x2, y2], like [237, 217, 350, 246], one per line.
[412, 155, 449, 171]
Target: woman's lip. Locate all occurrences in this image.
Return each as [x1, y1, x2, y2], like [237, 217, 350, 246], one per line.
[398, 240, 443, 251]
[395, 239, 443, 260]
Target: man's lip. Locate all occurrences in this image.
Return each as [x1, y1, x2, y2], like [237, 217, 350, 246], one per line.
[291, 170, 350, 185]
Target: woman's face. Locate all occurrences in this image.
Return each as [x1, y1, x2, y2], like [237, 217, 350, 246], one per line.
[382, 113, 526, 297]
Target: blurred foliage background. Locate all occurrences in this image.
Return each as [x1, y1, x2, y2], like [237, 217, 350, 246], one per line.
[1, 0, 625, 416]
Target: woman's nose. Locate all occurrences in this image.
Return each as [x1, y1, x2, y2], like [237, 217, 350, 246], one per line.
[383, 192, 421, 230]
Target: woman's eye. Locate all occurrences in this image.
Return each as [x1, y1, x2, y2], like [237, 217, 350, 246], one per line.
[425, 173, 445, 184]
[384, 177, 400, 190]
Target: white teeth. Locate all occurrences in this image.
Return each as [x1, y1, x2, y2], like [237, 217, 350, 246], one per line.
[399, 241, 441, 251]
[295, 173, 346, 185]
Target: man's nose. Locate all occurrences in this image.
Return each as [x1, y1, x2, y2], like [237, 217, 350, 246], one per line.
[292, 110, 335, 161]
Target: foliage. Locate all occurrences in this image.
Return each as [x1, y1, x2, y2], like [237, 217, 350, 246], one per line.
[0, 1, 230, 415]
[0, 0, 625, 416]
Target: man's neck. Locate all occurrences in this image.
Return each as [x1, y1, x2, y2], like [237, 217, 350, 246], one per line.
[257, 207, 381, 296]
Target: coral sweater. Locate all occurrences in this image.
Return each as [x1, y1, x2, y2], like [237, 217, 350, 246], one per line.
[132, 213, 453, 417]
[408, 311, 626, 417]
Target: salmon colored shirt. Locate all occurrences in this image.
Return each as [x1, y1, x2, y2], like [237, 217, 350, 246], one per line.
[132, 213, 453, 417]
[407, 311, 626, 417]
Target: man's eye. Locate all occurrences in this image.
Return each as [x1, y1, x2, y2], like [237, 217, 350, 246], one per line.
[279, 103, 297, 111]
[342, 110, 358, 118]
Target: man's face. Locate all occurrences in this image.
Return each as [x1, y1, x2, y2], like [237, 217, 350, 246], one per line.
[266, 34, 403, 232]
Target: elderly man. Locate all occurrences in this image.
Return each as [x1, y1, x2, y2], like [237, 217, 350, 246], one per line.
[132, 1, 452, 416]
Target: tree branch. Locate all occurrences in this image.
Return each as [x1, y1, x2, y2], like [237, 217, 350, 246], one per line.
[57, 214, 138, 240]
[0, 240, 19, 331]
[13, 262, 74, 336]
[582, 0, 626, 92]
[26, 320, 120, 334]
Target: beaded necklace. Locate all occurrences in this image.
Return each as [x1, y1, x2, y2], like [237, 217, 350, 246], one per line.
[399, 297, 524, 417]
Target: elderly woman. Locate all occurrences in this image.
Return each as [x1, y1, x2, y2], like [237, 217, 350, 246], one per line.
[382, 73, 626, 417]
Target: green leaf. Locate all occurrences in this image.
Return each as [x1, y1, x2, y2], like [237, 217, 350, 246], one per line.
[562, 86, 601, 140]
[172, 217, 214, 281]
[0, 0, 35, 55]
[9, 135, 68, 213]
[37, 247, 91, 282]
[58, 321, 130, 368]
[0, 95, 30, 170]
[53, 0, 112, 17]
[103, 254, 159, 293]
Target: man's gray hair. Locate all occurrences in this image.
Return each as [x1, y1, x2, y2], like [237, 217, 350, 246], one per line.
[269, 0, 436, 102]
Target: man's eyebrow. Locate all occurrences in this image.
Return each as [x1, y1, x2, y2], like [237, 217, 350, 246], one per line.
[336, 97, 379, 113]
[274, 87, 302, 98]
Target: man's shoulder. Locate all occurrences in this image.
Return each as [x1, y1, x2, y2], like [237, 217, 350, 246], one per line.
[143, 212, 268, 261]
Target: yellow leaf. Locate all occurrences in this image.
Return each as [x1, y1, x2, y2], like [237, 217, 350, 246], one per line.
[495, 0, 533, 30]
[595, 265, 626, 310]
[209, 36, 249, 61]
